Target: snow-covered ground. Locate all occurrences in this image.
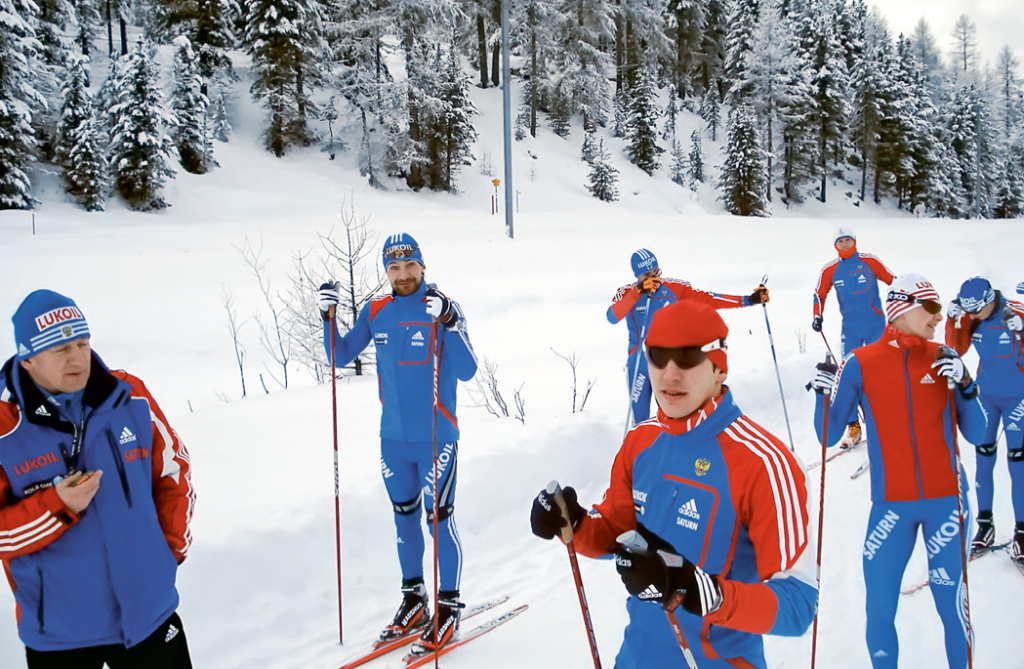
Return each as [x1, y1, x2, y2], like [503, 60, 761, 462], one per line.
[2, 56, 1023, 668]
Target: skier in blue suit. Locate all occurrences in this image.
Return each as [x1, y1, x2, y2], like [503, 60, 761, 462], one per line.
[318, 233, 477, 651]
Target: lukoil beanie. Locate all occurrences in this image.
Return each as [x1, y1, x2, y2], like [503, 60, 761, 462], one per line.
[645, 300, 729, 372]
[885, 274, 940, 323]
[13, 290, 90, 360]
[957, 276, 995, 313]
[382, 233, 424, 269]
[631, 249, 659, 278]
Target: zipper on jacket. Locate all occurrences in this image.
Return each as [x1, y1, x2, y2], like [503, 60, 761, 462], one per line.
[36, 567, 45, 634]
[104, 428, 133, 508]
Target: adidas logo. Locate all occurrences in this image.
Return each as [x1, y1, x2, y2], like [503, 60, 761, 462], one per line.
[411, 331, 425, 347]
[18, 344, 31, 357]
[873, 650, 889, 658]
[638, 584, 662, 600]
[119, 427, 137, 445]
[35, 405, 50, 417]
[928, 567, 956, 586]
[1000, 332, 1011, 342]
[678, 499, 700, 520]
[889, 340, 899, 348]
[165, 624, 179, 643]
[920, 374, 936, 384]
[1009, 424, 1021, 432]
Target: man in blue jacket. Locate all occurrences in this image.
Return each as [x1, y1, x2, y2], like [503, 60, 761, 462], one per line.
[319, 233, 477, 651]
[0, 290, 195, 668]
[945, 276, 1024, 562]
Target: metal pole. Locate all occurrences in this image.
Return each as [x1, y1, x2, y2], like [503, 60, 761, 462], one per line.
[328, 307, 344, 644]
[501, 0, 514, 239]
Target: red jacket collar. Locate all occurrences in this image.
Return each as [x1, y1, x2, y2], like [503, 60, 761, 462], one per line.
[657, 388, 727, 435]
[881, 323, 928, 350]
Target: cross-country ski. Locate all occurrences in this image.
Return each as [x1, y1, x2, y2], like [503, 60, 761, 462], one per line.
[336, 596, 510, 669]
[401, 605, 529, 669]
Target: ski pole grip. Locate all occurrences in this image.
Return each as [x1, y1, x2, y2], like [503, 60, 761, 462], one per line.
[327, 305, 337, 320]
[616, 530, 649, 555]
[548, 480, 576, 544]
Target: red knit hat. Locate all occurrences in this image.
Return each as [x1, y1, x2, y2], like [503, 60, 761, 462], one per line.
[645, 300, 729, 372]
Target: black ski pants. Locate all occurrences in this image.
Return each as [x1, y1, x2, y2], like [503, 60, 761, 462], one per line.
[24, 612, 192, 669]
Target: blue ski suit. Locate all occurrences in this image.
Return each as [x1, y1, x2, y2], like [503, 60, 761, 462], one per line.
[814, 325, 987, 668]
[324, 282, 477, 591]
[946, 293, 1024, 522]
[813, 252, 895, 355]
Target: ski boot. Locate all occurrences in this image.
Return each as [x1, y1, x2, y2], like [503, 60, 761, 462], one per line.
[1013, 523, 1024, 573]
[376, 581, 431, 647]
[970, 513, 995, 558]
[414, 590, 465, 652]
[840, 421, 862, 448]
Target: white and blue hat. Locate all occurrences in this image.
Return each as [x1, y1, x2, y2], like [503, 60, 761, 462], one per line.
[958, 276, 995, 313]
[13, 290, 91, 360]
[631, 248, 659, 278]
[382, 233, 424, 269]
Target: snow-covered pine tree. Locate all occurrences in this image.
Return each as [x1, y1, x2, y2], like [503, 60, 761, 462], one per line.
[512, 0, 555, 138]
[587, 138, 619, 201]
[211, 85, 232, 141]
[437, 39, 478, 193]
[890, 34, 938, 213]
[688, 128, 704, 186]
[548, 83, 572, 138]
[945, 84, 996, 217]
[244, 0, 325, 156]
[909, 18, 944, 100]
[56, 55, 108, 211]
[0, 0, 46, 210]
[701, 86, 721, 141]
[994, 46, 1022, 138]
[152, 0, 236, 85]
[849, 12, 896, 204]
[668, 139, 687, 186]
[108, 39, 176, 210]
[718, 106, 767, 216]
[551, 0, 612, 129]
[74, 0, 100, 56]
[992, 155, 1023, 218]
[662, 84, 678, 142]
[581, 128, 598, 163]
[612, 87, 629, 138]
[723, 0, 759, 107]
[665, 0, 706, 99]
[171, 35, 214, 174]
[626, 68, 663, 175]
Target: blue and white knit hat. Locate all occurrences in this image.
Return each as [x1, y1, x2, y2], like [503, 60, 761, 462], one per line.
[13, 290, 91, 360]
[957, 276, 995, 313]
[382, 233, 424, 269]
[631, 248, 659, 278]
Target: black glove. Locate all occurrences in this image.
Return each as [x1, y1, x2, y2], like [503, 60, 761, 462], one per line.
[614, 525, 722, 616]
[807, 355, 838, 394]
[811, 315, 823, 332]
[748, 285, 769, 305]
[424, 287, 457, 327]
[318, 281, 341, 321]
[530, 485, 584, 540]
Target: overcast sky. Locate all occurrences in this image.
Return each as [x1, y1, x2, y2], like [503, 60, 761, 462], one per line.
[869, 0, 1024, 72]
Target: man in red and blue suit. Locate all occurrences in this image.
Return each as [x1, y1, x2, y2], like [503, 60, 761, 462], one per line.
[607, 248, 767, 427]
[0, 290, 195, 668]
[812, 227, 896, 447]
[810, 274, 987, 668]
[534, 300, 816, 668]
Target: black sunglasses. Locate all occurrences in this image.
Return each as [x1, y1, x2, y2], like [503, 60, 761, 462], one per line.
[887, 291, 942, 315]
[646, 340, 725, 370]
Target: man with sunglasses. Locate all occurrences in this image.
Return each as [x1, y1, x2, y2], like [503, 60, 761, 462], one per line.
[318, 233, 477, 652]
[812, 227, 896, 448]
[607, 248, 768, 427]
[809, 274, 986, 669]
[945, 276, 1024, 564]
[533, 300, 816, 668]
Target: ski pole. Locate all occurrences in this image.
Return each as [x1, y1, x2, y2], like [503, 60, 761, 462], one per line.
[810, 352, 833, 669]
[328, 304, 344, 644]
[617, 530, 698, 669]
[760, 275, 795, 451]
[940, 348, 973, 669]
[624, 294, 653, 439]
[430, 319, 441, 668]
[549, 481, 602, 669]
[819, 332, 836, 360]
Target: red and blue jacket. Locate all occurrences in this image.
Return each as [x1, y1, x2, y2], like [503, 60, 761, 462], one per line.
[607, 279, 749, 357]
[574, 390, 816, 668]
[324, 282, 477, 444]
[0, 354, 195, 651]
[813, 252, 894, 330]
[815, 325, 988, 502]
[945, 293, 1024, 398]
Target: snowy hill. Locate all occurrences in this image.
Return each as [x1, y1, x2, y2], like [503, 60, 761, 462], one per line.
[2, 46, 1024, 668]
